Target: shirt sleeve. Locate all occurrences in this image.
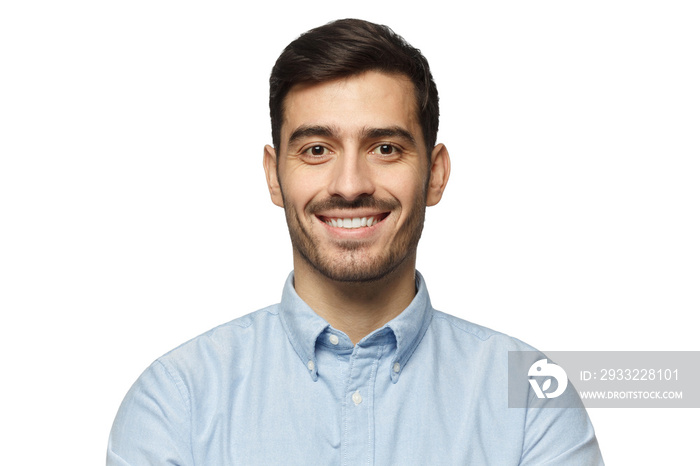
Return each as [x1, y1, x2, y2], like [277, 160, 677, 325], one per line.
[107, 360, 194, 466]
[519, 390, 604, 465]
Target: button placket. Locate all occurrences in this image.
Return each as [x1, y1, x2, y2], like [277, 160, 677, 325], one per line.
[340, 342, 386, 466]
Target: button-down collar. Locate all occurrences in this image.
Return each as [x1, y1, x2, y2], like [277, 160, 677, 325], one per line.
[277, 271, 434, 383]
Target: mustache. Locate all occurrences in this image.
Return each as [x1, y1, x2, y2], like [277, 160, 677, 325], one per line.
[308, 195, 398, 214]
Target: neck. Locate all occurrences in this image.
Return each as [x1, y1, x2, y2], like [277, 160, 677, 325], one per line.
[292, 254, 417, 345]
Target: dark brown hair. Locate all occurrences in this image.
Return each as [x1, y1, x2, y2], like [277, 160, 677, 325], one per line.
[269, 19, 439, 155]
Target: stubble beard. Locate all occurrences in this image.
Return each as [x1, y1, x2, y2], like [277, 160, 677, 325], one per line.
[282, 192, 427, 283]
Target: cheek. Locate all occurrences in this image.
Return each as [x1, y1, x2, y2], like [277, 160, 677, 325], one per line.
[281, 175, 324, 210]
[382, 171, 427, 206]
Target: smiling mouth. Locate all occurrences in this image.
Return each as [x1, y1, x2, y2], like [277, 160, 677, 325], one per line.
[317, 213, 389, 229]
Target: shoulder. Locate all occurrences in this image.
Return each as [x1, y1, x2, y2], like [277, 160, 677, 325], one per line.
[108, 308, 283, 464]
[155, 304, 282, 376]
[429, 309, 539, 352]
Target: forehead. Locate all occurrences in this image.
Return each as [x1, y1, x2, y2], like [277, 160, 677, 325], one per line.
[281, 71, 422, 144]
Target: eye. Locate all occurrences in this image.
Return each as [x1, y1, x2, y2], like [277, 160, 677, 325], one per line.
[303, 145, 331, 157]
[371, 144, 401, 156]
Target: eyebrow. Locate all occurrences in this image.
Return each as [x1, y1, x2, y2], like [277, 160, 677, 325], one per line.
[360, 126, 417, 147]
[287, 124, 417, 147]
[287, 125, 339, 146]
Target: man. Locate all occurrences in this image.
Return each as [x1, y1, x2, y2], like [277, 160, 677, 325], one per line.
[108, 19, 603, 465]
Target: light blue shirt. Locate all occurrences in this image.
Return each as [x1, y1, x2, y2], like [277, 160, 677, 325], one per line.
[108, 272, 603, 465]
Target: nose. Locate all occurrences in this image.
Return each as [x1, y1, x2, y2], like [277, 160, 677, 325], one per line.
[327, 151, 375, 201]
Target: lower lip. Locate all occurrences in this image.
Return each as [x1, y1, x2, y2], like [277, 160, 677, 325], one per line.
[316, 216, 387, 239]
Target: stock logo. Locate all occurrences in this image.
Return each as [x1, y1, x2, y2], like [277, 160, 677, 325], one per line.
[528, 359, 568, 399]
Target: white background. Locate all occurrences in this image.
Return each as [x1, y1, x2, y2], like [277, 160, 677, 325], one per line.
[1, 1, 698, 464]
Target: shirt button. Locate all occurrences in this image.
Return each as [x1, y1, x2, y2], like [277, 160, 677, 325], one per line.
[329, 335, 339, 345]
[352, 390, 362, 405]
[307, 360, 315, 371]
[393, 362, 401, 373]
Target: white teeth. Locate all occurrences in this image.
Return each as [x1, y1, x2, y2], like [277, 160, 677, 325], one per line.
[324, 216, 379, 229]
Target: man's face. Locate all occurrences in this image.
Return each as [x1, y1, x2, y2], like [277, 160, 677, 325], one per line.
[265, 71, 448, 282]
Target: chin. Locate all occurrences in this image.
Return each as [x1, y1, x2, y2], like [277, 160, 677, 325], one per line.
[302, 249, 410, 284]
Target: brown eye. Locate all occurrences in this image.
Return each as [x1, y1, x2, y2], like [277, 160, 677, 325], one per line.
[304, 145, 329, 157]
[372, 144, 399, 156]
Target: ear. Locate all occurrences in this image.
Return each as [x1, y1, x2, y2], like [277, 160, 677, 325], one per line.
[426, 143, 451, 206]
[263, 144, 284, 207]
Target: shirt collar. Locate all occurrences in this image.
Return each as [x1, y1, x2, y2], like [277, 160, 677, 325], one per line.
[277, 271, 435, 383]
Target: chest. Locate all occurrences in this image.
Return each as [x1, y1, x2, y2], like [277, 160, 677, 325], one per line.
[189, 341, 526, 465]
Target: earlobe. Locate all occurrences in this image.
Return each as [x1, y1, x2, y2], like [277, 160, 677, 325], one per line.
[263, 145, 284, 207]
[426, 144, 451, 206]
